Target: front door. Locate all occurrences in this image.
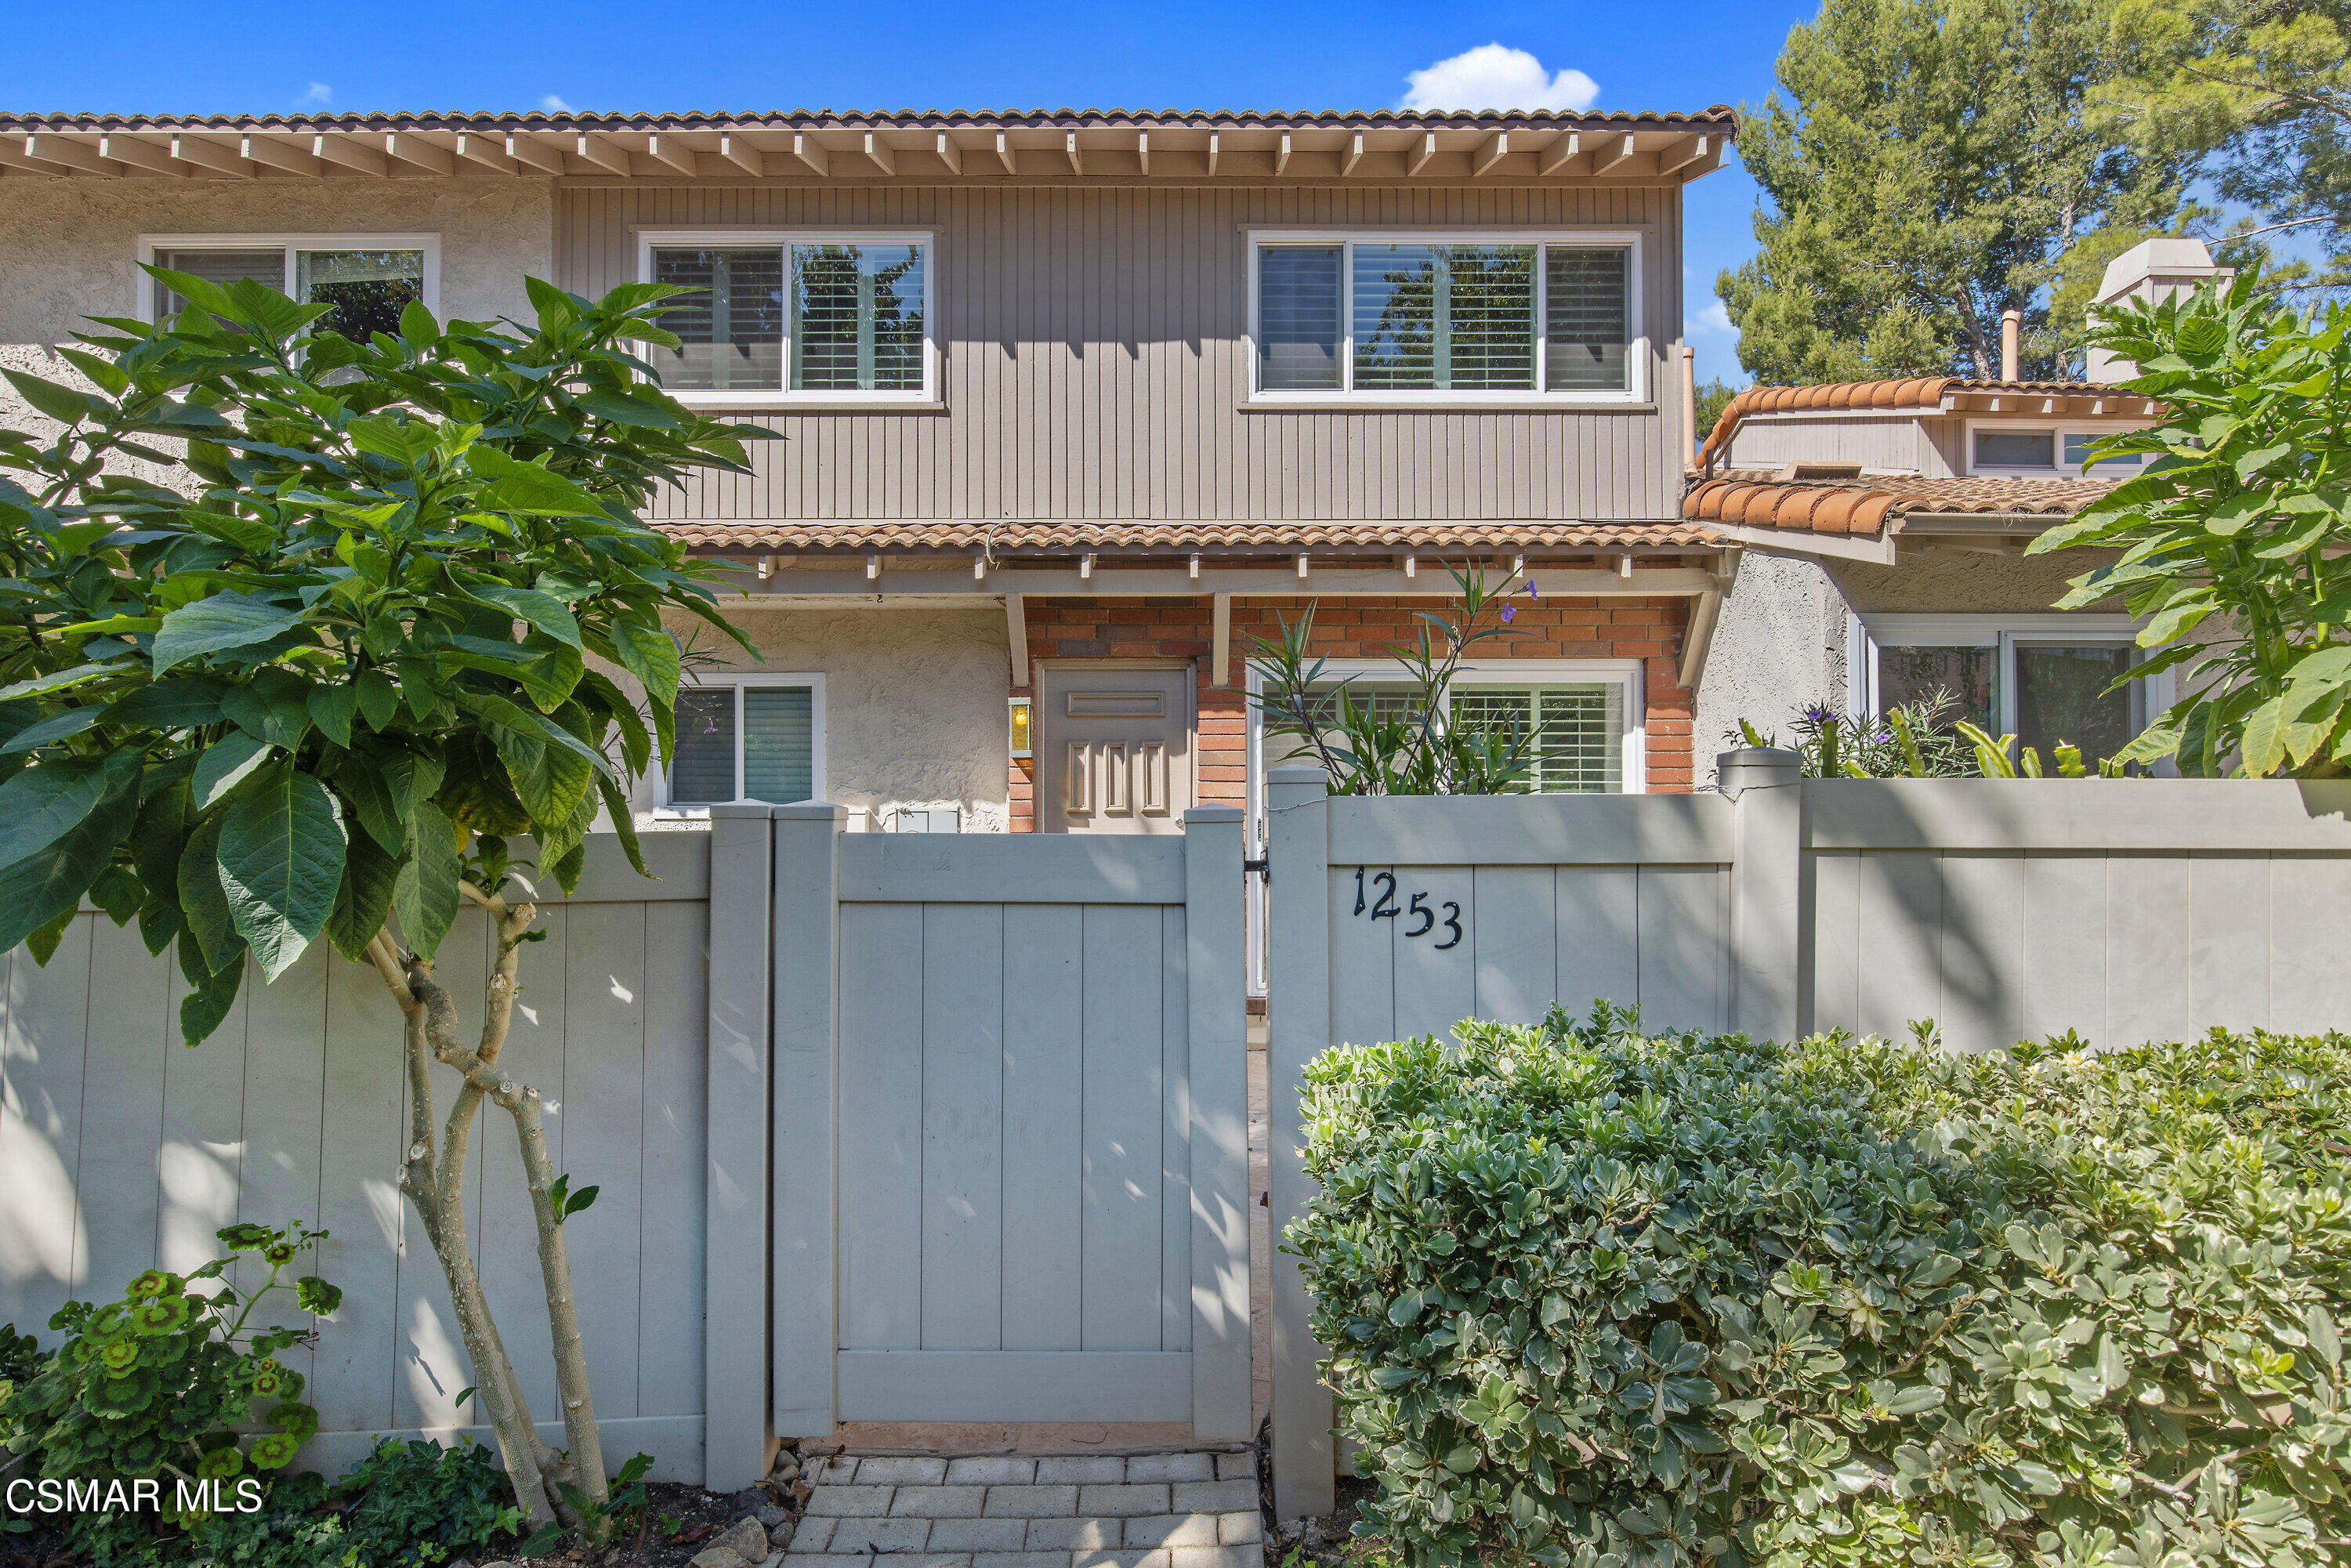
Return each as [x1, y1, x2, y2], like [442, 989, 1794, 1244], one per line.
[1035, 663, 1194, 834]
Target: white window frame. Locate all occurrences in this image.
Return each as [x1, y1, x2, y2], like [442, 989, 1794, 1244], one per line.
[657, 671, 828, 816]
[1242, 227, 1649, 407]
[1966, 418, 2154, 478]
[1848, 612, 2175, 762]
[135, 233, 442, 322]
[633, 228, 940, 408]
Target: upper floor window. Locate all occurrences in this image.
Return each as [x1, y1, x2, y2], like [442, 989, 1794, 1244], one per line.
[1972, 425, 2154, 477]
[637, 230, 933, 405]
[1248, 231, 1643, 403]
[139, 234, 435, 339]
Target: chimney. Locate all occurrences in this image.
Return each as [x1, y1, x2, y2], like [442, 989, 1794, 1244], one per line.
[2000, 309, 2021, 382]
[1680, 346, 1697, 473]
[2088, 238, 2233, 382]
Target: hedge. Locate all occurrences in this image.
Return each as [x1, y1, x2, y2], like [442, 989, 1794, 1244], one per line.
[1288, 1007, 2351, 1567]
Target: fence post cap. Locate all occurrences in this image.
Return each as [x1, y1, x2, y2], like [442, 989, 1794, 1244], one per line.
[1183, 805, 1244, 825]
[1266, 765, 1329, 789]
[1715, 748, 1805, 793]
[708, 802, 777, 820]
[769, 801, 852, 822]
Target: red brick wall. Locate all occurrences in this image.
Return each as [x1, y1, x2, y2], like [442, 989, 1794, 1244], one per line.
[1007, 591, 1693, 829]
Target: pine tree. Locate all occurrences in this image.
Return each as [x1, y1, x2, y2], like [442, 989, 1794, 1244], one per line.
[1720, 0, 2195, 383]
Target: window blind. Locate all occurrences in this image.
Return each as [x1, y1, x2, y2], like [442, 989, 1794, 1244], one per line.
[792, 244, 925, 393]
[1351, 244, 1538, 391]
[153, 248, 284, 319]
[651, 247, 787, 391]
[1974, 430, 2056, 469]
[1451, 685, 1624, 793]
[1545, 248, 1629, 391]
[1257, 247, 1342, 389]
[742, 686, 814, 802]
[669, 689, 740, 805]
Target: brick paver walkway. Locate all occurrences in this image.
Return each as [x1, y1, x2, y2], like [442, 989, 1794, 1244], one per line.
[786, 1453, 1263, 1568]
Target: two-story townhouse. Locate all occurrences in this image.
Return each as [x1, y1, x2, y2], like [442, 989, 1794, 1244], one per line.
[1678, 239, 2230, 774]
[0, 107, 1740, 875]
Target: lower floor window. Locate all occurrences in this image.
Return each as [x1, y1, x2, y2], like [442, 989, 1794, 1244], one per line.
[668, 679, 820, 806]
[1287, 668, 1639, 795]
[1855, 614, 2164, 770]
[146, 237, 431, 340]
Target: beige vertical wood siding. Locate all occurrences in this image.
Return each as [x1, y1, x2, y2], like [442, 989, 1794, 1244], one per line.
[558, 184, 1684, 523]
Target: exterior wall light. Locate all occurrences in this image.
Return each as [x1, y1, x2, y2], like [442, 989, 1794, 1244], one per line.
[1008, 696, 1033, 759]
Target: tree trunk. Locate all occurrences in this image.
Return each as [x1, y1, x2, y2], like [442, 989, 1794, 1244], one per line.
[365, 888, 613, 1535]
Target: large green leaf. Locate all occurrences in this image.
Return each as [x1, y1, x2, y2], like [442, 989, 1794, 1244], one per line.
[176, 815, 245, 976]
[0, 750, 144, 875]
[491, 721, 594, 831]
[176, 931, 245, 1046]
[216, 763, 348, 981]
[221, 668, 315, 750]
[607, 621, 683, 708]
[464, 582, 583, 649]
[392, 800, 459, 960]
[192, 732, 273, 811]
[0, 751, 143, 954]
[326, 827, 404, 963]
[151, 592, 304, 675]
[129, 776, 195, 897]
[465, 447, 604, 516]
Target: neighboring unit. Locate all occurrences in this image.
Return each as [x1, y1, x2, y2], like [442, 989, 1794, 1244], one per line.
[1678, 240, 2230, 773]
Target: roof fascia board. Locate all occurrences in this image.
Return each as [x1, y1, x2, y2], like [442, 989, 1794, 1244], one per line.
[1697, 521, 1900, 565]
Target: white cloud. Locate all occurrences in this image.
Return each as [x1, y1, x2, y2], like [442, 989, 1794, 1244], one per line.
[1694, 301, 1734, 335]
[1400, 45, 1599, 114]
[540, 93, 574, 113]
[301, 82, 331, 106]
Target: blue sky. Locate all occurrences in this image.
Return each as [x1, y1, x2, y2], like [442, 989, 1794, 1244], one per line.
[9, 0, 1814, 386]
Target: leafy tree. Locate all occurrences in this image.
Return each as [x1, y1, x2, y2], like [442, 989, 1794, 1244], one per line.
[0, 269, 759, 1535]
[2094, 0, 2351, 294]
[1691, 377, 1741, 451]
[1721, 0, 2196, 383]
[2027, 268, 2350, 775]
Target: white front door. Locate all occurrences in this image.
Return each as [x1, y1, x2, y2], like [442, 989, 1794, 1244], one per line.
[1035, 664, 1194, 835]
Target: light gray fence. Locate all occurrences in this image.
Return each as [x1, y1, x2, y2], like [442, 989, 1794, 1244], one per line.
[0, 835, 714, 1483]
[718, 804, 1252, 1448]
[1262, 760, 2351, 1513]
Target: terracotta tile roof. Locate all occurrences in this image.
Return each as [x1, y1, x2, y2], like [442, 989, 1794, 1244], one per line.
[1683, 470, 2117, 534]
[1697, 378, 2162, 467]
[1, 107, 1737, 133]
[660, 519, 1720, 553]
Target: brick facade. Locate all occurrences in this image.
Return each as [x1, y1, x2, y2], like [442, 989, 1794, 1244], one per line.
[1006, 589, 1694, 830]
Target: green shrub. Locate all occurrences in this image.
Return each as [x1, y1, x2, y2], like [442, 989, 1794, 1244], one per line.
[1288, 1007, 2351, 1567]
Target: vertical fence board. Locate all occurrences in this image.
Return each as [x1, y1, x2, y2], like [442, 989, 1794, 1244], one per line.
[0, 920, 94, 1328]
[1159, 904, 1191, 1353]
[2270, 857, 2351, 1034]
[561, 902, 648, 1419]
[1001, 904, 1085, 1352]
[1636, 865, 1726, 1034]
[1809, 853, 1861, 1037]
[1080, 904, 1166, 1352]
[1936, 854, 2023, 1054]
[1556, 867, 1640, 1024]
[639, 900, 708, 1420]
[2106, 856, 2193, 1048]
[1853, 854, 1941, 1043]
[1472, 867, 1556, 1027]
[919, 903, 1005, 1351]
[2018, 856, 2108, 1046]
[158, 957, 247, 1278]
[1329, 867, 1396, 1050]
[2189, 856, 2272, 1034]
[313, 942, 405, 1438]
[73, 916, 169, 1309]
[839, 902, 925, 1351]
[1394, 868, 1476, 1041]
[237, 947, 330, 1392]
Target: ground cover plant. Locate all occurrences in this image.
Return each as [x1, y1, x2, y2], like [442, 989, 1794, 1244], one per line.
[1289, 1006, 2351, 1566]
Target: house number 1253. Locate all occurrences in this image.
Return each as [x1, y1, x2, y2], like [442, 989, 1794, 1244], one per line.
[1351, 868, 1463, 951]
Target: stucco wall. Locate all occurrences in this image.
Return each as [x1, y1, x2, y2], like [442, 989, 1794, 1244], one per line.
[654, 603, 1014, 833]
[1697, 545, 2119, 784]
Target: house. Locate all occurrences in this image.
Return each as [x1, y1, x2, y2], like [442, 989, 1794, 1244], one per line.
[0, 107, 1740, 861]
[1678, 239, 2230, 773]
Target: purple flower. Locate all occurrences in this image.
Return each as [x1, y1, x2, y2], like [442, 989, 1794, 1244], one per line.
[1500, 604, 1516, 623]
[1803, 704, 1834, 724]
[1527, 581, 1541, 602]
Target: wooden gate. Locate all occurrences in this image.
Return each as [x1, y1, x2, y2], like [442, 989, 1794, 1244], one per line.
[701, 803, 1251, 1460]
